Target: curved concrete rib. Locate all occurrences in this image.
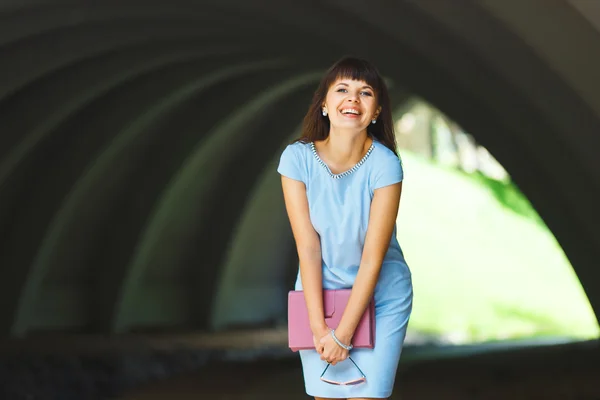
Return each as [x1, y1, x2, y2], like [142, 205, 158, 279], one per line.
[0, 21, 215, 100]
[0, 5, 239, 47]
[0, 54, 216, 332]
[10, 59, 289, 336]
[113, 72, 321, 333]
[0, 49, 244, 334]
[209, 131, 300, 331]
[0, 45, 240, 183]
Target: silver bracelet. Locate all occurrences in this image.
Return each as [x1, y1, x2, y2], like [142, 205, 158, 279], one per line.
[330, 329, 353, 350]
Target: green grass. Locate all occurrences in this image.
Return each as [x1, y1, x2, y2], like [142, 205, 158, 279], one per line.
[396, 151, 599, 343]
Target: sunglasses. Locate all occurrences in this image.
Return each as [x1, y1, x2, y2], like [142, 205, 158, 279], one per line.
[319, 357, 367, 386]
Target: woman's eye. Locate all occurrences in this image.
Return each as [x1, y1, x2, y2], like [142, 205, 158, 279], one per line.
[335, 88, 372, 96]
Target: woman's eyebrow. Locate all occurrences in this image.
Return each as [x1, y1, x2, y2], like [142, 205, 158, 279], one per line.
[335, 82, 374, 90]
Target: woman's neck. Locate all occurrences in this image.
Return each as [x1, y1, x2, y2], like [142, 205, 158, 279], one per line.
[322, 129, 371, 166]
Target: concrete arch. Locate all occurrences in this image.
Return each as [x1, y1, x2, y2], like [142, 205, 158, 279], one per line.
[0, 0, 598, 337]
[209, 131, 299, 331]
[8, 58, 292, 335]
[0, 49, 242, 334]
[113, 71, 320, 333]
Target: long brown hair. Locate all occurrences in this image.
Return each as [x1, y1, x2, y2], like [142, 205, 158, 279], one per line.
[296, 56, 399, 158]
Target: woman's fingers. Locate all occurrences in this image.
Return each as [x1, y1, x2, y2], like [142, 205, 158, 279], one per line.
[319, 333, 351, 365]
[320, 349, 348, 364]
[313, 335, 326, 354]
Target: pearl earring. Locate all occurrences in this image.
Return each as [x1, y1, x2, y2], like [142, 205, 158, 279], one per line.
[322, 109, 328, 116]
[371, 119, 377, 124]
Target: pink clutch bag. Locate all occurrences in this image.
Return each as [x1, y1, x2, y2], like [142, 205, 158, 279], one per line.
[288, 289, 375, 352]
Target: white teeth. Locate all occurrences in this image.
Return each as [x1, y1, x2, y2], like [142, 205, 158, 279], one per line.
[341, 109, 360, 115]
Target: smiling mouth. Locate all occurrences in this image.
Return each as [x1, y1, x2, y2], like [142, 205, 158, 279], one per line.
[340, 108, 361, 115]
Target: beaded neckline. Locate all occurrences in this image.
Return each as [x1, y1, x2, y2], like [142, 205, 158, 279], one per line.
[310, 141, 375, 180]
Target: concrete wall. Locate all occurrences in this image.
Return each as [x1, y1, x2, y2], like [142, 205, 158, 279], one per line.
[0, 0, 599, 336]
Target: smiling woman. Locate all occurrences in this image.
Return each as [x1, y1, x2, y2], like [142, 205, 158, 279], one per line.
[279, 57, 413, 400]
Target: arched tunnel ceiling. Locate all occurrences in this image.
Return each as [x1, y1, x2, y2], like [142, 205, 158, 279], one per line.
[0, 0, 599, 336]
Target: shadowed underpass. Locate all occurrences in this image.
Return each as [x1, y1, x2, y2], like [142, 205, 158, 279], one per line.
[2, 0, 600, 398]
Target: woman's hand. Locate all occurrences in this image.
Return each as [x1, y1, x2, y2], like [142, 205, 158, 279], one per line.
[319, 330, 351, 365]
[312, 325, 331, 355]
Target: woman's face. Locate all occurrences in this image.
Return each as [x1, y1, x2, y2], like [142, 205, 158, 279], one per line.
[322, 78, 381, 132]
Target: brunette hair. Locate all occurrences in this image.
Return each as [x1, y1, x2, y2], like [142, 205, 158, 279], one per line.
[296, 56, 399, 157]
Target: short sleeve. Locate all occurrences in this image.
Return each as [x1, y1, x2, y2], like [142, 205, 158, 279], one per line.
[277, 143, 306, 183]
[373, 155, 403, 190]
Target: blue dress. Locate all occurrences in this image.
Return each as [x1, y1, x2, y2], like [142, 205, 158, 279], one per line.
[278, 138, 413, 399]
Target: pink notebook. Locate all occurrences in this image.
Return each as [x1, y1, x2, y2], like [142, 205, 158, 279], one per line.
[288, 289, 375, 352]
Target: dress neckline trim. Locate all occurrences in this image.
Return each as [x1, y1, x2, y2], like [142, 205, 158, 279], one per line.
[309, 140, 375, 180]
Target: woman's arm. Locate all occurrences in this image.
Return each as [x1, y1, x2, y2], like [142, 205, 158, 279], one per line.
[281, 176, 329, 342]
[319, 182, 402, 362]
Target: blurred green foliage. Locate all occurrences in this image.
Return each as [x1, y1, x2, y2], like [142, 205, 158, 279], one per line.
[397, 151, 599, 344]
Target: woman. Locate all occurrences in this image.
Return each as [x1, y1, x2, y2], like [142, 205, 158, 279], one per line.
[277, 56, 413, 400]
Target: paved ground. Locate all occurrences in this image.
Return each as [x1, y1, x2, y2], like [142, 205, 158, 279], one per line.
[118, 360, 600, 400]
[119, 338, 600, 400]
[1, 330, 598, 399]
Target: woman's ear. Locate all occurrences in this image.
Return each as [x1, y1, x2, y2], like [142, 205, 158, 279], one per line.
[375, 106, 382, 118]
